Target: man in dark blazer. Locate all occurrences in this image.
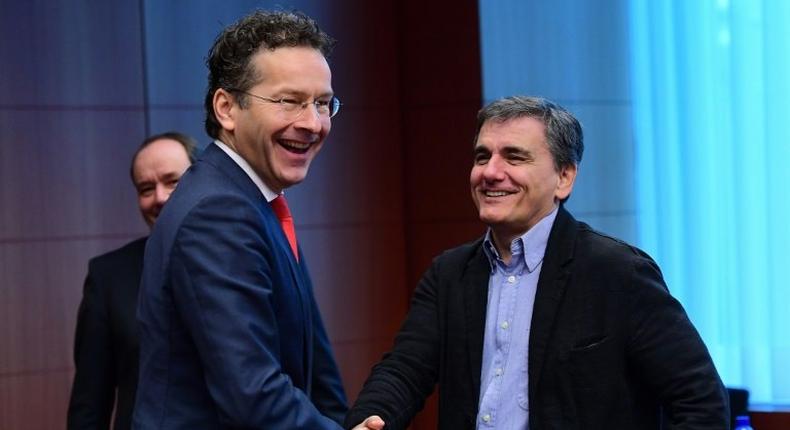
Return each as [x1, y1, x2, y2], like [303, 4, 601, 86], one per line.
[347, 96, 729, 430]
[68, 132, 196, 430]
[133, 10, 347, 429]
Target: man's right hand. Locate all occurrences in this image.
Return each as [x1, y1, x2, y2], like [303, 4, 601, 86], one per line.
[351, 415, 385, 430]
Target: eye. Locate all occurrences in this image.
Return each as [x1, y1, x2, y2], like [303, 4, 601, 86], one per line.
[138, 186, 154, 197]
[279, 98, 303, 110]
[313, 99, 332, 114]
[474, 153, 490, 165]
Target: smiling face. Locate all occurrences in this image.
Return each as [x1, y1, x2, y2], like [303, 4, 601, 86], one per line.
[470, 116, 577, 246]
[213, 46, 333, 193]
[132, 138, 193, 228]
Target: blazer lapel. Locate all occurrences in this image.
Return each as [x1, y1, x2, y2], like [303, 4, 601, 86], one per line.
[201, 143, 314, 386]
[463, 241, 491, 393]
[205, 143, 311, 351]
[262, 203, 304, 284]
[200, 143, 264, 203]
[528, 206, 577, 402]
[204, 143, 305, 292]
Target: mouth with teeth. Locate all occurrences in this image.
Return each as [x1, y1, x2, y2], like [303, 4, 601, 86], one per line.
[278, 138, 312, 155]
[483, 189, 515, 197]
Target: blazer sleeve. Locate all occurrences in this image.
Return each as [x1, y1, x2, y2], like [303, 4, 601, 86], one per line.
[67, 266, 116, 430]
[344, 258, 442, 430]
[169, 195, 342, 429]
[307, 288, 349, 424]
[626, 256, 730, 429]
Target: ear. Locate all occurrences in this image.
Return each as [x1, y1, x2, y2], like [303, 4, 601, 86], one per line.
[213, 88, 236, 132]
[555, 163, 578, 201]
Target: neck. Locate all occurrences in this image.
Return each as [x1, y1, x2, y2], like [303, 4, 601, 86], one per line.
[490, 230, 517, 264]
[217, 133, 237, 153]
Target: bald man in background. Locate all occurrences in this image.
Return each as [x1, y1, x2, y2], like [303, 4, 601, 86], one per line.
[68, 132, 196, 430]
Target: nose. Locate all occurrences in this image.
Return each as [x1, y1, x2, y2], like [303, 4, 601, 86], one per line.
[482, 155, 506, 182]
[154, 184, 170, 205]
[294, 103, 324, 133]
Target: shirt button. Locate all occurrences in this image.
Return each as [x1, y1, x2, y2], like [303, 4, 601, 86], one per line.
[507, 275, 516, 283]
[495, 367, 503, 376]
[482, 414, 491, 423]
[501, 321, 509, 329]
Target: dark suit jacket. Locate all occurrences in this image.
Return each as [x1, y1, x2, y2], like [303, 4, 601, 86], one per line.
[133, 143, 347, 429]
[346, 207, 729, 430]
[68, 236, 146, 430]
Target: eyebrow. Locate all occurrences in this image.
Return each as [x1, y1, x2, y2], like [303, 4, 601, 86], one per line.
[135, 181, 153, 191]
[160, 172, 181, 180]
[473, 145, 490, 155]
[474, 144, 532, 158]
[501, 146, 532, 157]
[275, 89, 335, 99]
[134, 172, 181, 188]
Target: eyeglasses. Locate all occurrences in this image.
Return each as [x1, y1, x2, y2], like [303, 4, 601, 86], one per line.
[228, 89, 342, 119]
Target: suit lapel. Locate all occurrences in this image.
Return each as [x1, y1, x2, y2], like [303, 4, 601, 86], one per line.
[528, 206, 577, 402]
[260, 198, 311, 333]
[203, 144, 307, 294]
[204, 142, 311, 350]
[262, 204, 305, 285]
[200, 143, 264, 203]
[200, 143, 314, 386]
[463, 241, 491, 393]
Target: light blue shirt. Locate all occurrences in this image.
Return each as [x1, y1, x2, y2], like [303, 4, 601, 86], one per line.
[476, 208, 558, 430]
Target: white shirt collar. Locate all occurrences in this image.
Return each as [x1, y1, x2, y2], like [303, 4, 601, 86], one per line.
[213, 139, 279, 202]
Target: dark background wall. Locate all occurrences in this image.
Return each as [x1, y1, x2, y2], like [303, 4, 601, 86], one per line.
[0, 0, 479, 428]
[2, 1, 789, 429]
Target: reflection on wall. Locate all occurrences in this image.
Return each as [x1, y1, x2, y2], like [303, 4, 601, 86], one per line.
[480, 0, 790, 407]
[630, 0, 790, 405]
[0, 0, 421, 427]
[479, 0, 638, 244]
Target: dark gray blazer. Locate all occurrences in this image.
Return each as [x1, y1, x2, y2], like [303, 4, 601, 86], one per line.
[69, 236, 146, 430]
[346, 206, 729, 430]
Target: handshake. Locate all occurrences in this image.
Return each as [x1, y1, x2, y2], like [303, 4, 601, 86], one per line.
[351, 415, 385, 430]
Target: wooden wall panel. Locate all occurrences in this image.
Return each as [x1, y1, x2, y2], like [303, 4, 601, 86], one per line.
[752, 411, 790, 430]
[0, 111, 148, 239]
[0, 1, 148, 427]
[0, 237, 145, 427]
[0, 1, 478, 429]
[293, 0, 409, 409]
[396, 2, 483, 428]
[0, 370, 72, 430]
[0, 2, 144, 106]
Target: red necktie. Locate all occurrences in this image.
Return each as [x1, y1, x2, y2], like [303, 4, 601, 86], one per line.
[270, 195, 299, 261]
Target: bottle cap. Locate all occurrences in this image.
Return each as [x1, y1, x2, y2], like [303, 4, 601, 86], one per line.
[735, 415, 751, 425]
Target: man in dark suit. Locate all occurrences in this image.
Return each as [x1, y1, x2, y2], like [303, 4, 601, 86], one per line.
[68, 132, 196, 430]
[347, 96, 730, 430]
[133, 10, 347, 429]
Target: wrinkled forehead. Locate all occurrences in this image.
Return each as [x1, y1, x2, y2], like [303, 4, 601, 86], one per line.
[475, 116, 548, 147]
[133, 139, 191, 177]
[249, 46, 332, 90]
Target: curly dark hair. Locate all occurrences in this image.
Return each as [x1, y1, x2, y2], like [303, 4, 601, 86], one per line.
[204, 10, 335, 138]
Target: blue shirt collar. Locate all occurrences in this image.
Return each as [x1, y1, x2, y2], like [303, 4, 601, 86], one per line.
[482, 206, 559, 273]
